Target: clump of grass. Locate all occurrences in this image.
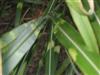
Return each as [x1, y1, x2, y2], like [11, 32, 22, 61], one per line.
[0, 0, 100, 75]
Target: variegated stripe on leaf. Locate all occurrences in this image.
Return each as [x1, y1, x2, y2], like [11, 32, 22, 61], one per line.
[0, 17, 43, 50]
[0, 17, 46, 75]
[53, 18, 100, 75]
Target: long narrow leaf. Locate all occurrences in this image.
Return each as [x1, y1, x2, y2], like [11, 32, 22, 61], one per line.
[0, 19, 37, 49]
[56, 58, 70, 75]
[53, 18, 100, 75]
[2, 18, 46, 75]
[0, 51, 2, 75]
[67, 6, 99, 54]
[45, 42, 60, 75]
[91, 9, 100, 48]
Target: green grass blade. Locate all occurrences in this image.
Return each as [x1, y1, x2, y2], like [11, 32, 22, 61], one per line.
[56, 58, 70, 75]
[15, 0, 24, 26]
[68, 49, 100, 75]
[16, 44, 38, 75]
[0, 51, 2, 75]
[64, 65, 74, 75]
[67, 6, 99, 54]
[53, 18, 100, 75]
[17, 62, 27, 75]
[44, 0, 57, 15]
[16, 52, 29, 75]
[91, 9, 100, 48]
[2, 18, 46, 75]
[3, 21, 40, 56]
[0, 19, 37, 50]
[45, 41, 60, 75]
[3, 28, 41, 75]
[45, 41, 54, 75]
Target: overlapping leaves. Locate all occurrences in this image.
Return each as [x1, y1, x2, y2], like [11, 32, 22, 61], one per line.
[53, 18, 100, 75]
[0, 17, 46, 75]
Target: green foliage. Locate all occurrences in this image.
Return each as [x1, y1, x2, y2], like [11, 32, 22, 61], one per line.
[53, 18, 100, 75]
[2, 17, 46, 75]
[0, 0, 100, 75]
